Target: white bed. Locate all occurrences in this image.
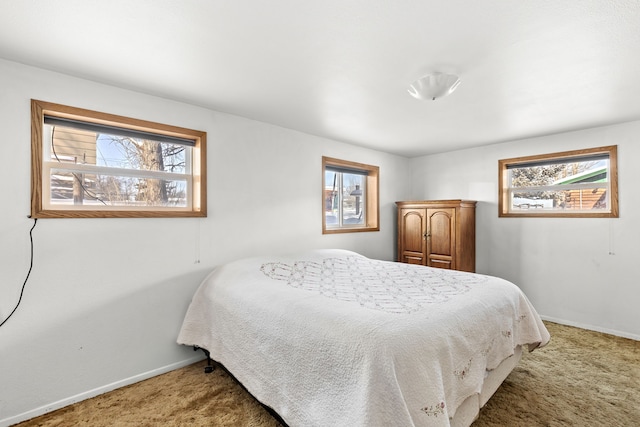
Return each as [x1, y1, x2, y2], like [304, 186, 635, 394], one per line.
[178, 249, 550, 427]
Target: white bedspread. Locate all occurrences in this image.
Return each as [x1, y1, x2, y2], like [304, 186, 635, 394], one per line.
[177, 249, 550, 427]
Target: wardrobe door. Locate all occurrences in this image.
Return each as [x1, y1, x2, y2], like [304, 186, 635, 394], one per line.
[426, 208, 456, 270]
[398, 208, 426, 265]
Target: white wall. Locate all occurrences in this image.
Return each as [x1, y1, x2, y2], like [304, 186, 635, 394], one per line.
[0, 58, 411, 426]
[409, 123, 640, 340]
[3, 55, 637, 425]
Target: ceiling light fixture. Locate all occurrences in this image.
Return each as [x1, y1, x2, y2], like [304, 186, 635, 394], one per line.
[408, 72, 461, 101]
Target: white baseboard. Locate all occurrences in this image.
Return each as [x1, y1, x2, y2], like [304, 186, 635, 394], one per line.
[1, 355, 204, 427]
[541, 315, 640, 341]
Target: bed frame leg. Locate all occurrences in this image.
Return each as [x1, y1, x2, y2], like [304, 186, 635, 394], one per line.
[194, 346, 215, 373]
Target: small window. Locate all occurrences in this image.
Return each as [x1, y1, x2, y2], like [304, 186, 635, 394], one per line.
[31, 100, 206, 218]
[322, 157, 379, 233]
[499, 145, 618, 218]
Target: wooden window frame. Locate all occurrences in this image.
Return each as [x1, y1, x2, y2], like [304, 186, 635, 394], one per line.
[498, 145, 618, 218]
[31, 99, 207, 218]
[322, 156, 379, 234]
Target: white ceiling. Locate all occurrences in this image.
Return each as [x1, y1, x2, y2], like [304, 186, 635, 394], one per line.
[2, 0, 640, 157]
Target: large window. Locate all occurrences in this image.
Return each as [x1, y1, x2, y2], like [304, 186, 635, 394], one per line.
[322, 157, 379, 233]
[31, 100, 206, 218]
[499, 145, 618, 218]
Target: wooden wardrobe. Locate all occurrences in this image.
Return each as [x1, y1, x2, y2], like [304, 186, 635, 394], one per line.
[396, 200, 476, 272]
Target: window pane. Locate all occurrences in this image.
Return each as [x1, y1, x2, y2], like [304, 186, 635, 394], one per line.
[509, 159, 609, 212]
[510, 159, 607, 189]
[342, 173, 365, 225]
[49, 169, 188, 208]
[324, 170, 337, 224]
[511, 188, 608, 212]
[46, 124, 189, 174]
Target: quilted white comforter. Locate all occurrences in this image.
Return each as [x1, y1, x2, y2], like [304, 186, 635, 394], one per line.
[177, 249, 550, 427]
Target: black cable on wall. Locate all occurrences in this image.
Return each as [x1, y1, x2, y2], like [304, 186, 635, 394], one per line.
[0, 218, 37, 328]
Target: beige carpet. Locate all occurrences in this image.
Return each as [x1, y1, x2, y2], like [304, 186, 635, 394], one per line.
[15, 322, 640, 426]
